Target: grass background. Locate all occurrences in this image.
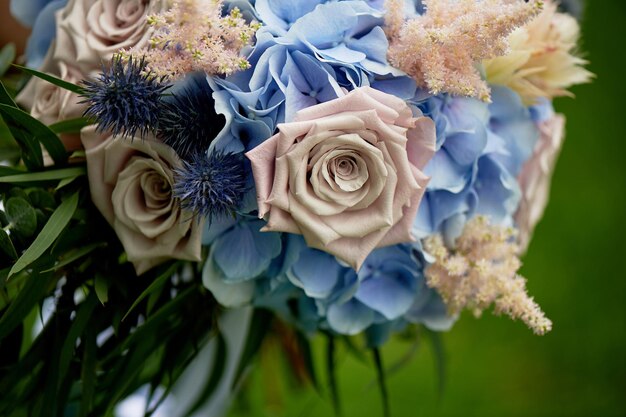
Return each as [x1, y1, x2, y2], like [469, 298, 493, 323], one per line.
[229, 1, 626, 416]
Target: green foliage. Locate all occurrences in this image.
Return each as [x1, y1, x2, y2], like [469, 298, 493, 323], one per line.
[0, 65, 229, 417]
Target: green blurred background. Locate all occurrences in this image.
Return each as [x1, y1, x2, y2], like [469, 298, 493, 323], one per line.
[230, 2, 626, 416]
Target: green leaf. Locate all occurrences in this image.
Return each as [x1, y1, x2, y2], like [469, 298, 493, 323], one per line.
[0, 104, 68, 166]
[28, 189, 56, 210]
[56, 176, 79, 190]
[12, 65, 84, 95]
[184, 333, 228, 416]
[426, 329, 446, 400]
[49, 117, 92, 135]
[9, 192, 79, 278]
[58, 294, 98, 387]
[122, 262, 179, 321]
[42, 242, 106, 272]
[231, 308, 273, 390]
[296, 331, 319, 390]
[0, 228, 17, 259]
[326, 335, 341, 416]
[0, 167, 86, 183]
[0, 166, 22, 177]
[0, 271, 56, 341]
[372, 348, 390, 417]
[80, 317, 99, 417]
[94, 274, 109, 305]
[0, 79, 17, 108]
[5, 197, 37, 238]
[0, 44, 16, 77]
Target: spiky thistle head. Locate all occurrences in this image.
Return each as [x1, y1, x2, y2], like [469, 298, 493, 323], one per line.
[173, 150, 249, 224]
[80, 55, 169, 139]
[157, 73, 226, 160]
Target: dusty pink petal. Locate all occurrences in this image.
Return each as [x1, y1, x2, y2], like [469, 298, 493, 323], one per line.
[515, 114, 566, 252]
[246, 87, 436, 269]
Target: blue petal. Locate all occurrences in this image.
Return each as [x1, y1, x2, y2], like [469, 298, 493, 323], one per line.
[213, 220, 282, 281]
[24, 0, 67, 68]
[355, 266, 417, 319]
[327, 299, 375, 335]
[289, 249, 343, 299]
[202, 251, 256, 307]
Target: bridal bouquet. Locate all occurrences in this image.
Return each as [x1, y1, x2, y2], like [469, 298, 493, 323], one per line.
[0, 0, 591, 415]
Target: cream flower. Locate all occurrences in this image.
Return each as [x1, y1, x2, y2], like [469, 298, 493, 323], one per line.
[54, 0, 166, 73]
[81, 126, 202, 274]
[246, 87, 436, 270]
[515, 113, 565, 252]
[484, 1, 593, 105]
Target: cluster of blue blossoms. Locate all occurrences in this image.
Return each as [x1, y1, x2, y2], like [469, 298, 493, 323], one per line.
[16, 0, 556, 343]
[197, 0, 552, 342]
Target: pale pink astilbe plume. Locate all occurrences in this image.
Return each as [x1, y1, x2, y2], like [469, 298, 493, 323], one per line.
[424, 216, 552, 335]
[385, 0, 543, 101]
[131, 0, 261, 78]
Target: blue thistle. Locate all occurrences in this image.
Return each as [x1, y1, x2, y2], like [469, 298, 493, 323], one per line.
[174, 151, 249, 223]
[81, 56, 169, 139]
[158, 73, 226, 160]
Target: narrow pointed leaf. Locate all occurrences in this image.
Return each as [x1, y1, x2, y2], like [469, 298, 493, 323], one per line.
[0, 272, 56, 341]
[9, 192, 79, 277]
[0, 167, 86, 183]
[372, 348, 390, 417]
[122, 262, 179, 321]
[49, 117, 91, 134]
[426, 329, 446, 399]
[0, 104, 68, 165]
[0, 79, 17, 107]
[12, 64, 84, 95]
[327, 335, 341, 416]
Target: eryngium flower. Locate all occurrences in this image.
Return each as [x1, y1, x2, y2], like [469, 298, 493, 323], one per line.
[174, 151, 248, 223]
[81, 56, 169, 139]
[158, 74, 226, 160]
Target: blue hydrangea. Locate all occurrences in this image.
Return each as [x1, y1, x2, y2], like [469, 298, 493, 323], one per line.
[210, 0, 417, 155]
[413, 86, 539, 244]
[11, 0, 68, 68]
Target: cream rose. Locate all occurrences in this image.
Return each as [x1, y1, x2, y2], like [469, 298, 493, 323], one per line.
[81, 126, 202, 274]
[246, 87, 436, 270]
[515, 113, 566, 252]
[54, 0, 166, 73]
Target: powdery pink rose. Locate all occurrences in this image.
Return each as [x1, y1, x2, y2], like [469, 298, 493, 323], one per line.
[246, 87, 436, 270]
[81, 126, 202, 274]
[17, 46, 87, 152]
[54, 0, 166, 73]
[515, 114, 566, 252]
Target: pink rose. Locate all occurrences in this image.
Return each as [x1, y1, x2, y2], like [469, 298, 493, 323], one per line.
[246, 87, 436, 270]
[54, 0, 166, 73]
[81, 126, 202, 274]
[17, 46, 87, 152]
[515, 114, 566, 252]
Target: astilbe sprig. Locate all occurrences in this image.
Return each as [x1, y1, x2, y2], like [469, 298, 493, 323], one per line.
[424, 216, 552, 335]
[137, 0, 261, 78]
[80, 55, 169, 139]
[385, 0, 543, 101]
[158, 74, 227, 160]
[174, 151, 248, 224]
